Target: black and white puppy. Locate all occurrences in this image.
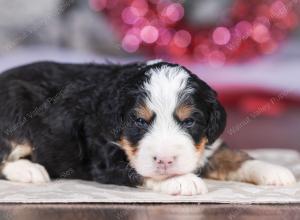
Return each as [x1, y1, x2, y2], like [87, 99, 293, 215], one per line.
[0, 60, 295, 195]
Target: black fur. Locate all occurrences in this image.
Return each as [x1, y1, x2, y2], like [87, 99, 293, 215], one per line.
[0, 61, 226, 187]
[184, 71, 226, 145]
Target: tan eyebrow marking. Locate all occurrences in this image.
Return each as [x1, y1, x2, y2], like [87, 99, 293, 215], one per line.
[118, 137, 138, 161]
[175, 104, 193, 121]
[135, 104, 154, 121]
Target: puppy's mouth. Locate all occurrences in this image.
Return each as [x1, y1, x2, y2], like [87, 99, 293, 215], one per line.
[147, 171, 182, 181]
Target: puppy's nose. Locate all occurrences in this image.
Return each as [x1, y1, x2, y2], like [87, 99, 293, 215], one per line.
[153, 156, 176, 169]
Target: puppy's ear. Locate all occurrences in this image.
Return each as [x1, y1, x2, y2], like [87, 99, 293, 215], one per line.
[205, 89, 227, 144]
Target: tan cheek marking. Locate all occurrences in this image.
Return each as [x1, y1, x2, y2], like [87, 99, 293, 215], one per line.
[8, 141, 32, 161]
[135, 105, 153, 122]
[195, 137, 208, 153]
[176, 104, 193, 121]
[118, 137, 138, 161]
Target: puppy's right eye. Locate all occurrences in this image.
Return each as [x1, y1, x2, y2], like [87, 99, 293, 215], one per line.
[135, 118, 148, 127]
[181, 118, 195, 128]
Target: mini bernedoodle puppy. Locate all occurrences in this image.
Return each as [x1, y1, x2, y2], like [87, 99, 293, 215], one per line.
[0, 60, 296, 195]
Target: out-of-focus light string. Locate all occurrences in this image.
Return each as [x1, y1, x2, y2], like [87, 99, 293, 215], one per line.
[89, 0, 300, 66]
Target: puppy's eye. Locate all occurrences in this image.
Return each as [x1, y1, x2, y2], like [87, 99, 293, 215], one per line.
[135, 118, 148, 127]
[181, 118, 195, 127]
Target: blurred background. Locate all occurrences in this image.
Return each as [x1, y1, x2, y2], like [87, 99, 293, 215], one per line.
[0, 0, 299, 150]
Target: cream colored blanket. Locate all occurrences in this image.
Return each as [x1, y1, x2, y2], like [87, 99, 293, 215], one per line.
[0, 149, 299, 204]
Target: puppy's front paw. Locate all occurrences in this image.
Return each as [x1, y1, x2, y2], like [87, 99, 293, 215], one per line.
[145, 173, 208, 195]
[2, 159, 50, 183]
[231, 160, 296, 186]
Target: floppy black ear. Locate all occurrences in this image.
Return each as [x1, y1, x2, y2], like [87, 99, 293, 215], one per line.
[205, 89, 227, 144]
[184, 72, 227, 145]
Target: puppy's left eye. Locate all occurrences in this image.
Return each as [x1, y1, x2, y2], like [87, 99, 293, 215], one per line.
[181, 118, 195, 127]
[135, 118, 149, 127]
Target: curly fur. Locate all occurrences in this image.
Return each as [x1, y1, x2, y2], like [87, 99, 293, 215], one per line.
[0, 61, 294, 193]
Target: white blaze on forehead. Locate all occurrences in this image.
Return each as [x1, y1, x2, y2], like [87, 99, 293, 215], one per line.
[146, 59, 163, 65]
[143, 66, 191, 121]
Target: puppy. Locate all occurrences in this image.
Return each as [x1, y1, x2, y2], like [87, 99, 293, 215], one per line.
[0, 60, 295, 195]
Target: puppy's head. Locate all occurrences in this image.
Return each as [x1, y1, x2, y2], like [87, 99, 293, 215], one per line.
[118, 62, 226, 180]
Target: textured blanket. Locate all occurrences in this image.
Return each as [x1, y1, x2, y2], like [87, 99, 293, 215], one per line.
[0, 149, 299, 204]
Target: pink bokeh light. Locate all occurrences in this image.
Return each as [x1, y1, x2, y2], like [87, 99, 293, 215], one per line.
[212, 27, 231, 45]
[162, 3, 184, 23]
[173, 30, 191, 48]
[140, 25, 159, 43]
[122, 34, 141, 52]
[122, 7, 140, 25]
[251, 23, 270, 43]
[157, 28, 172, 45]
[235, 21, 253, 39]
[270, 1, 288, 19]
[132, 0, 149, 16]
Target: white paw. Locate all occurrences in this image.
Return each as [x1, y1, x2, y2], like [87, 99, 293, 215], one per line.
[145, 173, 208, 195]
[232, 160, 296, 186]
[254, 164, 296, 186]
[2, 159, 50, 183]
